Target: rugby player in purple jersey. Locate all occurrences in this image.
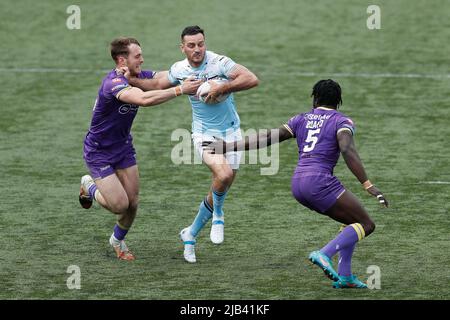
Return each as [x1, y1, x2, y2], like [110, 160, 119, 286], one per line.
[79, 37, 201, 260]
[205, 79, 388, 288]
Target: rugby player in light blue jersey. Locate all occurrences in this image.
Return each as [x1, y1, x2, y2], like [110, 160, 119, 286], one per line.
[127, 26, 259, 263]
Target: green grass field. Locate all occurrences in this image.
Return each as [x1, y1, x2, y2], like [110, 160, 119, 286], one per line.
[1, 0, 449, 300]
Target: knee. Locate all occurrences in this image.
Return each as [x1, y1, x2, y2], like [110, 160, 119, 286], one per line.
[109, 197, 130, 215]
[363, 220, 376, 237]
[216, 168, 234, 186]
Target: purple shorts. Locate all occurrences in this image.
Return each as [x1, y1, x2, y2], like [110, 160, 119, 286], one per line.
[83, 140, 137, 180]
[291, 172, 345, 214]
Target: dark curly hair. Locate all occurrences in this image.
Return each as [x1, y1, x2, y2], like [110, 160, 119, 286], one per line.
[311, 79, 343, 108]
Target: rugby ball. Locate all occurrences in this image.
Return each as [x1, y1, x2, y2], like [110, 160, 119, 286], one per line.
[196, 79, 230, 104]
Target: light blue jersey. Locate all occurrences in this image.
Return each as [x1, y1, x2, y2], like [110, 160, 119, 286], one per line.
[168, 51, 240, 136]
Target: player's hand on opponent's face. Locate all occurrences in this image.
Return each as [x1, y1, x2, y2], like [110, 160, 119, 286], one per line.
[181, 78, 203, 95]
[366, 186, 389, 208]
[204, 81, 222, 104]
[202, 137, 227, 155]
[116, 67, 131, 80]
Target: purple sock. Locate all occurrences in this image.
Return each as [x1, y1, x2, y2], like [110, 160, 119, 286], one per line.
[88, 184, 97, 200]
[113, 224, 128, 241]
[320, 224, 361, 258]
[338, 242, 356, 276]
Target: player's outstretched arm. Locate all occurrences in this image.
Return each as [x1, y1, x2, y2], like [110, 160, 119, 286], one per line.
[118, 79, 202, 107]
[205, 64, 259, 104]
[120, 69, 174, 91]
[337, 130, 388, 207]
[204, 125, 293, 154]
[136, 71, 174, 90]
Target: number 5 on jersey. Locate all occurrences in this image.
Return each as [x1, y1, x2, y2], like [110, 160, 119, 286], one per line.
[303, 129, 321, 152]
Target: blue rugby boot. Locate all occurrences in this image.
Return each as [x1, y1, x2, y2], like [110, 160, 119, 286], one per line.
[333, 274, 368, 289]
[308, 250, 339, 281]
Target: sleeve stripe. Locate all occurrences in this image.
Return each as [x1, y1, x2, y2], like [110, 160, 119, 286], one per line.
[115, 86, 131, 99]
[283, 123, 295, 137]
[337, 127, 354, 135]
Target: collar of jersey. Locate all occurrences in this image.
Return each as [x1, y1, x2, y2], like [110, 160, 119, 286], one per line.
[316, 106, 335, 111]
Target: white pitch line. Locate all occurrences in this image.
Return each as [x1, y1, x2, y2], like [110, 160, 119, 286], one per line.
[268, 71, 450, 80]
[1, 68, 450, 80]
[418, 181, 450, 185]
[0, 68, 109, 74]
[305, 72, 450, 80]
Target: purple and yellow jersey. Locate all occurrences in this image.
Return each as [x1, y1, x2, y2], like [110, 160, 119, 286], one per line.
[284, 107, 355, 174]
[84, 69, 154, 148]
